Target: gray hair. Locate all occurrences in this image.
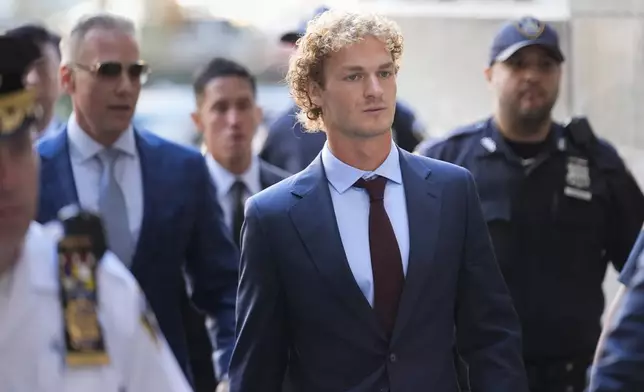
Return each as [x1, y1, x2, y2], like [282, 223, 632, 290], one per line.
[61, 14, 136, 64]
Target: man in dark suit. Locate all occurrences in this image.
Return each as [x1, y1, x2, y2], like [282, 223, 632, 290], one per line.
[590, 252, 644, 391]
[185, 57, 290, 391]
[35, 14, 239, 388]
[259, 5, 425, 174]
[192, 57, 290, 243]
[230, 9, 528, 392]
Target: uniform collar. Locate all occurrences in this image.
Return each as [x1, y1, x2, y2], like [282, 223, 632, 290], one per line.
[321, 140, 402, 194]
[476, 117, 566, 160]
[206, 154, 261, 197]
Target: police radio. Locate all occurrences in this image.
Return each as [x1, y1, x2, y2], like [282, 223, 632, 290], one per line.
[56, 205, 110, 367]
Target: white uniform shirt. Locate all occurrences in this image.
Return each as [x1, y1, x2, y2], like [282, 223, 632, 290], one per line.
[0, 223, 192, 392]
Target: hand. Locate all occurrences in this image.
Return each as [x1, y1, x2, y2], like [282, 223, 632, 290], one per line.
[215, 380, 229, 392]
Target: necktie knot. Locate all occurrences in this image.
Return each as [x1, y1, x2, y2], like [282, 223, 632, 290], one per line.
[231, 180, 247, 196]
[97, 148, 123, 169]
[355, 176, 387, 202]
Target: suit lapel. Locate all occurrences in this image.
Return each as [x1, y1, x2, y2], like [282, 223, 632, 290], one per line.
[130, 131, 162, 270]
[39, 128, 79, 217]
[391, 151, 442, 344]
[289, 157, 385, 340]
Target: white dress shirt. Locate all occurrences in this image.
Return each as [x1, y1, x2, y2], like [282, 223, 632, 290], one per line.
[67, 115, 143, 245]
[321, 142, 410, 307]
[205, 154, 261, 230]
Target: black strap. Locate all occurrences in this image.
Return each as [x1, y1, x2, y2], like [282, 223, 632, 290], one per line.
[564, 117, 598, 159]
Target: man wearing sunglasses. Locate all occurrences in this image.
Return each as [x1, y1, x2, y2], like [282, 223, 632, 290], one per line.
[0, 33, 192, 392]
[36, 13, 239, 389]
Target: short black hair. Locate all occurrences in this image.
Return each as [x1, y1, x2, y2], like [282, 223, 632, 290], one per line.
[193, 57, 257, 101]
[5, 24, 62, 59]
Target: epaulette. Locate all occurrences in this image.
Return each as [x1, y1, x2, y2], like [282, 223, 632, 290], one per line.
[442, 119, 488, 141]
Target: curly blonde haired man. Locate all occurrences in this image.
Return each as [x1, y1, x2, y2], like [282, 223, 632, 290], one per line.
[229, 9, 529, 392]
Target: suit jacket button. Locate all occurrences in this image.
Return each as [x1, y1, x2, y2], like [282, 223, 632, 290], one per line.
[389, 353, 397, 363]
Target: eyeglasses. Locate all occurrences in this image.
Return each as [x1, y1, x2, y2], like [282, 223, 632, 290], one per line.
[73, 61, 151, 84]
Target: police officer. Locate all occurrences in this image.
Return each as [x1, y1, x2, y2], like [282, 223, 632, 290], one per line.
[417, 16, 644, 392]
[0, 36, 191, 392]
[260, 5, 425, 174]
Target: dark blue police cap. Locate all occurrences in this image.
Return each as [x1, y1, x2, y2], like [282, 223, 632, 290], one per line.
[280, 5, 330, 43]
[0, 35, 40, 138]
[489, 16, 564, 65]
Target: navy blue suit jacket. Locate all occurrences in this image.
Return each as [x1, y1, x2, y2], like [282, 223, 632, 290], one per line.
[230, 148, 528, 392]
[36, 128, 239, 379]
[590, 255, 644, 391]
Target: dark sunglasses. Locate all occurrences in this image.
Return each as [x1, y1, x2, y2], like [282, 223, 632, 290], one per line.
[74, 61, 150, 84]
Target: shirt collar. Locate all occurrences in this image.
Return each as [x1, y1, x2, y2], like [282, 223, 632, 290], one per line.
[67, 113, 137, 163]
[206, 154, 261, 197]
[321, 140, 402, 194]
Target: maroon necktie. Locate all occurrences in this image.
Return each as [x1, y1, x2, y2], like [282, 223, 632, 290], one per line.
[355, 176, 404, 337]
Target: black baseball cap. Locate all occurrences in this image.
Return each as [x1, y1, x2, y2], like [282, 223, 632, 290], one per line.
[489, 16, 564, 65]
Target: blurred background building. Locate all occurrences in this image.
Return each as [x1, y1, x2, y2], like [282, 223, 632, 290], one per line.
[3, 0, 644, 310]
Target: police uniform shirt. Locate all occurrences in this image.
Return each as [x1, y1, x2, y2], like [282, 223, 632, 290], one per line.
[420, 117, 644, 361]
[0, 222, 192, 392]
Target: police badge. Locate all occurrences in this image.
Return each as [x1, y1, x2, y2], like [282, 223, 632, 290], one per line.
[514, 17, 545, 39]
[564, 156, 592, 201]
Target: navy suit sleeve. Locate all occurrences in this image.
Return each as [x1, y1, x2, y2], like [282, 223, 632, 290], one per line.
[229, 198, 289, 392]
[590, 259, 644, 391]
[619, 232, 644, 286]
[184, 156, 240, 377]
[604, 162, 644, 272]
[455, 171, 529, 392]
